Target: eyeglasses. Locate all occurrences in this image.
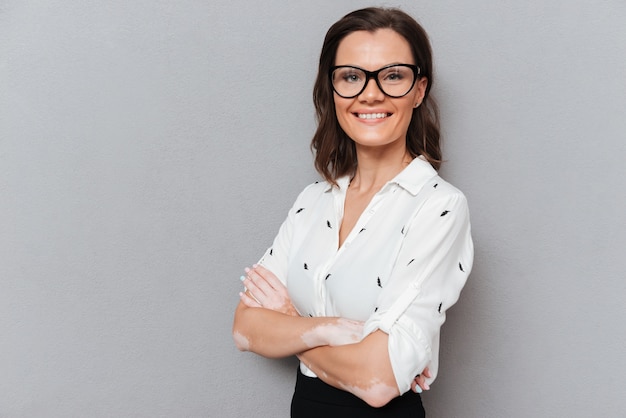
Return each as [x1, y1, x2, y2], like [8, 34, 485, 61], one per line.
[330, 64, 420, 99]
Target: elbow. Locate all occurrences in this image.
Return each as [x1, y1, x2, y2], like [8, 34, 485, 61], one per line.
[352, 373, 399, 408]
[362, 388, 398, 408]
[232, 328, 251, 352]
[364, 397, 388, 409]
[232, 304, 251, 352]
[232, 313, 250, 352]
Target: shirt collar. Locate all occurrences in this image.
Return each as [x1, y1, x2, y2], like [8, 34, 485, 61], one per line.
[324, 175, 350, 193]
[389, 156, 438, 196]
[324, 156, 437, 196]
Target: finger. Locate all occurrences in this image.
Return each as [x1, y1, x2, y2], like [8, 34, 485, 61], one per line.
[241, 274, 266, 302]
[414, 374, 430, 391]
[252, 265, 285, 292]
[245, 268, 274, 295]
[422, 367, 432, 378]
[239, 291, 262, 308]
[411, 379, 423, 394]
[415, 375, 430, 390]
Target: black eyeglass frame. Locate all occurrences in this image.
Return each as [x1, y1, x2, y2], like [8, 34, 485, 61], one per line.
[329, 64, 421, 99]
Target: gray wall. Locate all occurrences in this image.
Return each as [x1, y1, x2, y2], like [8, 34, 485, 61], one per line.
[1, 1, 625, 417]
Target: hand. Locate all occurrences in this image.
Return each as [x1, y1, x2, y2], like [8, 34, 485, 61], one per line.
[411, 367, 431, 393]
[239, 264, 298, 316]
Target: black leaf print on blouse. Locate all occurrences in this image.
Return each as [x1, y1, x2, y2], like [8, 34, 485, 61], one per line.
[377, 277, 382, 288]
[433, 183, 438, 188]
[459, 262, 465, 272]
[401, 225, 405, 234]
[407, 259, 415, 266]
[441, 210, 450, 217]
[359, 228, 366, 233]
[326, 220, 332, 228]
[374, 307, 379, 312]
[269, 248, 273, 256]
[304, 263, 309, 270]
[325, 273, 331, 280]
[438, 303, 442, 313]
[309, 313, 313, 317]
[295, 208, 305, 214]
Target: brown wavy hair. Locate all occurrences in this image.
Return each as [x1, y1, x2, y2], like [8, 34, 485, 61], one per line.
[311, 7, 441, 184]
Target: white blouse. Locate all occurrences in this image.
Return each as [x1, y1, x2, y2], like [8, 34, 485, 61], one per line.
[258, 157, 474, 394]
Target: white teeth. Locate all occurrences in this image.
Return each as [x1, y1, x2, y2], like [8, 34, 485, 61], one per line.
[357, 113, 389, 119]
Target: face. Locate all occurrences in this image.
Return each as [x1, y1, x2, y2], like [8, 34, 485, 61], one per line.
[333, 29, 427, 151]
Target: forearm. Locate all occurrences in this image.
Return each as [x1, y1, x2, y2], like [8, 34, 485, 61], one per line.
[233, 301, 341, 358]
[297, 330, 399, 407]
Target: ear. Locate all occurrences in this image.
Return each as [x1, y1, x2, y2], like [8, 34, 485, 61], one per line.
[413, 77, 428, 107]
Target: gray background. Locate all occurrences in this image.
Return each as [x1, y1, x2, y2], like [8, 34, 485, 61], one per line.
[1, 0, 625, 417]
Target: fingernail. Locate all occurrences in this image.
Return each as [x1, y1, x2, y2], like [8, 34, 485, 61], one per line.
[239, 275, 246, 282]
[414, 386, 422, 394]
[424, 383, 430, 390]
[244, 267, 250, 273]
[252, 263, 258, 268]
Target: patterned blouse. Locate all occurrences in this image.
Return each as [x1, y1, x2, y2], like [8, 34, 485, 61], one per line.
[258, 156, 474, 394]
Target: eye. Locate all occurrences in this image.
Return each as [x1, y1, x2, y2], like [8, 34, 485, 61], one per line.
[381, 68, 406, 82]
[342, 72, 362, 83]
[334, 68, 363, 84]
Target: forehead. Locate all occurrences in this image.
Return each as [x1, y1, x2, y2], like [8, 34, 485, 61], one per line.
[335, 29, 413, 68]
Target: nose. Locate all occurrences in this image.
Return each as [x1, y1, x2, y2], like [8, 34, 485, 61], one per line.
[359, 77, 385, 102]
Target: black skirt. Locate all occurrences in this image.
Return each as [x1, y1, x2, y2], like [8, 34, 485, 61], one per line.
[291, 367, 425, 418]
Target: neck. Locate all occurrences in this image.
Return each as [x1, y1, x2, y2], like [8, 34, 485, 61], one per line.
[349, 145, 413, 193]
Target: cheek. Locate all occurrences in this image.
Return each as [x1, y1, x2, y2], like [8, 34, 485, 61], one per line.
[334, 99, 352, 128]
[334, 96, 347, 114]
[396, 101, 417, 126]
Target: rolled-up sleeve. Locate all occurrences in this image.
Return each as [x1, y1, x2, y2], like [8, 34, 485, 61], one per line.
[363, 187, 473, 394]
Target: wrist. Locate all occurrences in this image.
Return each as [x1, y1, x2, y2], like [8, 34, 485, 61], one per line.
[287, 303, 299, 317]
[300, 318, 336, 348]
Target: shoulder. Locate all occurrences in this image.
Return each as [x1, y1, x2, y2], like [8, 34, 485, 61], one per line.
[429, 177, 468, 205]
[288, 180, 333, 213]
[295, 180, 331, 200]
[415, 176, 471, 220]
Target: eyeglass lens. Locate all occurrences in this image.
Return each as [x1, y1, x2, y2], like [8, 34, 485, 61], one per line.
[331, 65, 416, 98]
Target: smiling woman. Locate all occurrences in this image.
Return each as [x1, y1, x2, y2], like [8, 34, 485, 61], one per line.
[232, 7, 473, 417]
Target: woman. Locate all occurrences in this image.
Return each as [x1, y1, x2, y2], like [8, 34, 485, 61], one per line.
[233, 7, 473, 417]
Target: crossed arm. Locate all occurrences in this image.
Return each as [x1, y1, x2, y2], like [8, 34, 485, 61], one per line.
[232, 265, 430, 408]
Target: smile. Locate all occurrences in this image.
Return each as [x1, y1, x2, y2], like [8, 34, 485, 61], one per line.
[355, 112, 392, 120]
